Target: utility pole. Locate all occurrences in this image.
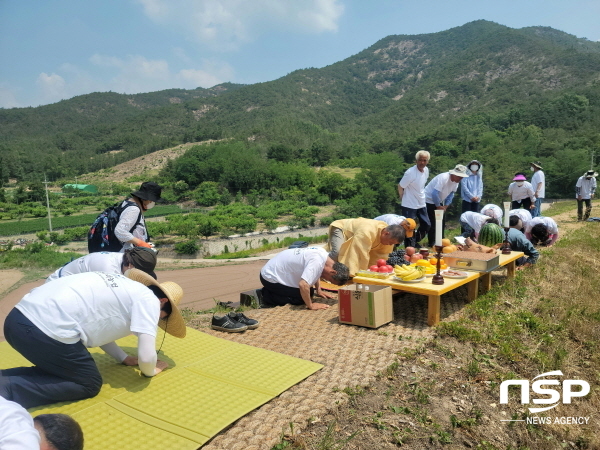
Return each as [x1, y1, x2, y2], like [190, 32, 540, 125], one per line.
[43, 175, 52, 232]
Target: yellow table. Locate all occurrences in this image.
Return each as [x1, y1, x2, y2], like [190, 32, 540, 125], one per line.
[352, 250, 524, 326]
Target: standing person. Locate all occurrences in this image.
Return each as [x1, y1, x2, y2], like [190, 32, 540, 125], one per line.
[424, 164, 469, 248]
[530, 162, 545, 217]
[398, 150, 430, 248]
[327, 218, 405, 276]
[46, 247, 158, 283]
[115, 181, 163, 252]
[576, 170, 597, 221]
[508, 173, 536, 211]
[259, 247, 350, 310]
[461, 160, 483, 213]
[0, 269, 185, 409]
[481, 203, 503, 224]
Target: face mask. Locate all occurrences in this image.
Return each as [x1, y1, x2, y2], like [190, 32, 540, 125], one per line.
[516, 182, 524, 187]
[530, 167, 535, 172]
[145, 201, 155, 210]
[470, 165, 479, 172]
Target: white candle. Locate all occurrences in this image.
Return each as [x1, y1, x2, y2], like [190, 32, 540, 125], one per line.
[503, 202, 511, 227]
[434, 209, 444, 247]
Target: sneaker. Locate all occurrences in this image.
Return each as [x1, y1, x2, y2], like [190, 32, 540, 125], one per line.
[211, 314, 248, 333]
[227, 312, 259, 330]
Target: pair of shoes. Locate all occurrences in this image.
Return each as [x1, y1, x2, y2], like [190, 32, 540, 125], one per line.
[210, 312, 259, 332]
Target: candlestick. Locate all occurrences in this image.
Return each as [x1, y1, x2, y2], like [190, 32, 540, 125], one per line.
[434, 209, 444, 247]
[503, 202, 511, 228]
[432, 245, 444, 285]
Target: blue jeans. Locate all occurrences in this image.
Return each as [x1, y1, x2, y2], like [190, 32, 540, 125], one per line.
[0, 308, 102, 409]
[460, 221, 475, 239]
[531, 198, 542, 218]
[401, 206, 430, 248]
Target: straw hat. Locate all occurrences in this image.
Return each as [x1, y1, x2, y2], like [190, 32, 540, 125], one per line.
[449, 164, 469, 178]
[530, 161, 543, 170]
[585, 170, 598, 178]
[125, 268, 186, 338]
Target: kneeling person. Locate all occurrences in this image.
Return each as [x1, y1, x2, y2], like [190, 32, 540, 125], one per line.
[260, 247, 350, 310]
[0, 269, 185, 409]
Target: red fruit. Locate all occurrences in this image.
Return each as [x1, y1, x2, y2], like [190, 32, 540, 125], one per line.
[385, 265, 393, 272]
[410, 253, 423, 263]
[404, 255, 411, 262]
[378, 266, 390, 273]
[405, 247, 416, 256]
[377, 259, 388, 267]
[369, 265, 379, 272]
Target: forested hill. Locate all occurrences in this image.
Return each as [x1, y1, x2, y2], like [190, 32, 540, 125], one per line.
[1, 19, 600, 196]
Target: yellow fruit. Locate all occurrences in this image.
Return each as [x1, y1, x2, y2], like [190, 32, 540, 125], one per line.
[442, 245, 457, 254]
[429, 257, 437, 265]
[441, 238, 452, 247]
[415, 259, 430, 267]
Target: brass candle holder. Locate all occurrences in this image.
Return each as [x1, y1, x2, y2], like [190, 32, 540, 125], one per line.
[432, 245, 444, 285]
[501, 227, 512, 255]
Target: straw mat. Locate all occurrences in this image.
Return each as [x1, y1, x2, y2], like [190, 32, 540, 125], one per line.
[190, 285, 470, 449]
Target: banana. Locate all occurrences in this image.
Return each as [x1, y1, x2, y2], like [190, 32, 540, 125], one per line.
[401, 266, 426, 281]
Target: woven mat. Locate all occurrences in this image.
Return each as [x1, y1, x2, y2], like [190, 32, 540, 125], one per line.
[190, 286, 470, 449]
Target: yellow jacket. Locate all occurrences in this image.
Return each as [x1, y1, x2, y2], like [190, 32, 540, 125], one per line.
[328, 218, 392, 276]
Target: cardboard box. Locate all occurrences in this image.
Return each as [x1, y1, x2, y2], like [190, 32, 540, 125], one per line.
[338, 284, 393, 328]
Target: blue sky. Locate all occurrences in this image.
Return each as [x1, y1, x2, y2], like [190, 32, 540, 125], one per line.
[1, 0, 599, 109]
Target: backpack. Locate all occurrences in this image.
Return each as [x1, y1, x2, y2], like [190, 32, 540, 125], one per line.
[87, 200, 142, 253]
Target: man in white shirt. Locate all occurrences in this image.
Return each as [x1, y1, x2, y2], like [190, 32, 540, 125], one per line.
[0, 270, 185, 409]
[508, 173, 536, 211]
[260, 247, 350, 310]
[481, 204, 503, 223]
[509, 209, 533, 233]
[398, 150, 430, 248]
[525, 216, 559, 247]
[530, 162, 545, 218]
[576, 170, 597, 221]
[0, 397, 84, 450]
[459, 211, 499, 240]
[424, 164, 469, 247]
[45, 247, 158, 283]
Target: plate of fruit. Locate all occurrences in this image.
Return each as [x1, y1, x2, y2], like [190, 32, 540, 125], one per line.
[393, 264, 426, 282]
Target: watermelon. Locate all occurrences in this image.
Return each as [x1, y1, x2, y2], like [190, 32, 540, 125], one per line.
[478, 223, 504, 247]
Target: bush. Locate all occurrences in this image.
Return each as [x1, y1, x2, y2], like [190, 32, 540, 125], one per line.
[174, 240, 199, 255]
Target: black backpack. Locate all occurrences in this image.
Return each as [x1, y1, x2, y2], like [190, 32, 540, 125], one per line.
[87, 200, 142, 253]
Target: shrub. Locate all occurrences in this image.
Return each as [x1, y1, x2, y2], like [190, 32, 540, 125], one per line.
[174, 240, 199, 255]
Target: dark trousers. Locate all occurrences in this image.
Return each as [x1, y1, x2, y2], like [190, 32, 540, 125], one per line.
[461, 200, 480, 213]
[259, 274, 313, 307]
[577, 199, 592, 220]
[426, 203, 447, 248]
[400, 206, 430, 248]
[0, 308, 102, 409]
[511, 198, 532, 211]
[460, 221, 476, 239]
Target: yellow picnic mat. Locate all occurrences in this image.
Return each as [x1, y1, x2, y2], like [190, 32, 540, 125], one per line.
[0, 327, 323, 449]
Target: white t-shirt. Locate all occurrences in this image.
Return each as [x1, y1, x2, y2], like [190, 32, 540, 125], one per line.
[531, 171, 545, 198]
[509, 209, 532, 229]
[459, 212, 491, 234]
[260, 247, 328, 288]
[481, 204, 503, 222]
[373, 214, 406, 226]
[16, 272, 160, 348]
[114, 201, 147, 252]
[525, 217, 558, 236]
[0, 397, 40, 450]
[576, 176, 597, 199]
[46, 252, 123, 283]
[508, 182, 536, 202]
[425, 172, 459, 205]
[399, 165, 429, 209]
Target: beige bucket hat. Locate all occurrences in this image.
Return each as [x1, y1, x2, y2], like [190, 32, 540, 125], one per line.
[125, 268, 186, 338]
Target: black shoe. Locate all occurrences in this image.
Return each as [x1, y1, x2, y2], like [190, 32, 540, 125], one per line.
[227, 312, 259, 330]
[211, 314, 248, 332]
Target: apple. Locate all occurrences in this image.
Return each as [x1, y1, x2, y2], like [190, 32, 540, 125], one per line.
[410, 253, 423, 263]
[405, 246, 416, 256]
[377, 259, 388, 267]
[385, 265, 394, 272]
[369, 265, 379, 272]
[404, 255, 411, 262]
[378, 266, 390, 273]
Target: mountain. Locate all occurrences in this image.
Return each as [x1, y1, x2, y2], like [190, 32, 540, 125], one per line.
[1, 20, 599, 183]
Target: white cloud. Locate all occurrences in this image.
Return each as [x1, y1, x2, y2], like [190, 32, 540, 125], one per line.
[135, 0, 345, 50]
[36, 72, 68, 104]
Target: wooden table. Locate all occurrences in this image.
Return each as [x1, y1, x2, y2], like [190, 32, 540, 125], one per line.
[352, 250, 524, 326]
